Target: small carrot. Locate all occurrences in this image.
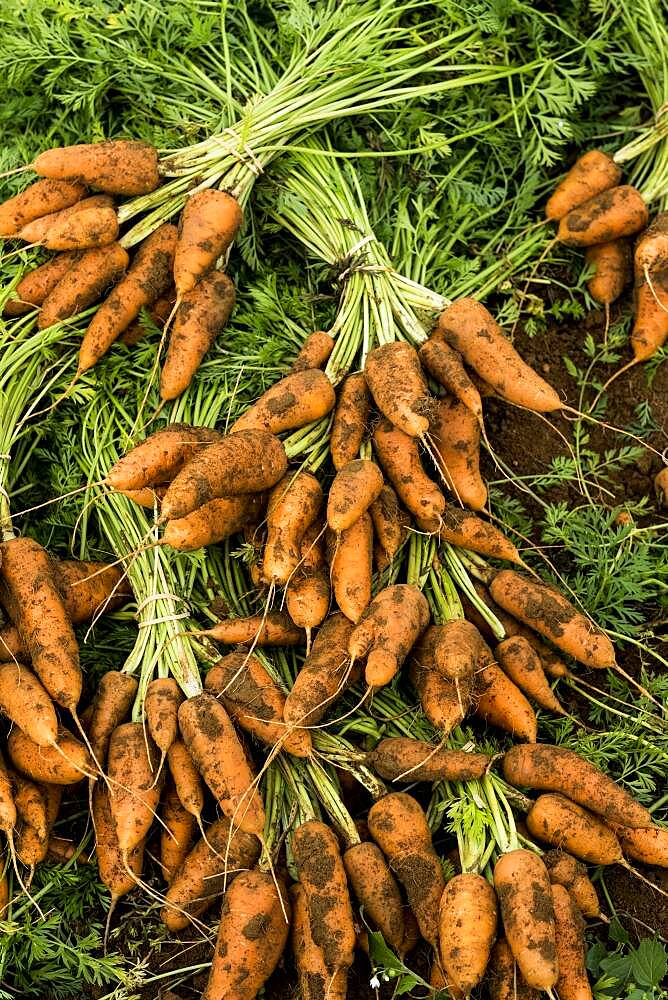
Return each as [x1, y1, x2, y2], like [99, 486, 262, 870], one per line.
[263, 471, 323, 585]
[0, 750, 17, 834]
[87, 671, 139, 767]
[440, 504, 521, 563]
[203, 611, 304, 646]
[106, 422, 221, 492]
[14, 776, 48, 842]
[438, 873, 498, 997]
[409, 651, 470, 734]
[79, 223, 177, 372]
[92, 785, 145, 912]
[54, 559, 129, 623]
[419, 337, 483, 420]
[495, 636, 565, 714]
[552, 884, 593, 1000]
[365, 341, 430, 437]
[37, 242, 129, 329]
[0, 662, 58, 747]
[373, 417, 445, 532]
[329, 511, 373, 623]
[370, 484, 406, 563]
[291, 882, 348, 1000]
[0, 179, 86, 237]
[145, 677, 183, 757]
[428, 619, 492, 682]
[8, 726, 92, 784]
[160, 269, 236, 400]
[18, 193, 114, 244]
[437, 299, 561, 412]
[348, 583, 430, 687]
[488, 938, 539, 1000]
[546, 150, 622, 221]
[429, 395, 487, 510]
[475, 663, 537, 742]
[173, 189, 242, 295]
[2, 252, 79, 317]
[33, 140, 160, 196]
[494, 849, 558, 991]
[489, 569, 616, 670]
[543, 849, 601, 919]
[285, 520, 330, 637]
[609, 822, 668, 869]
[38, 205, 119, 251]
[231, 369, 336, 436]
[631, 225, 668, 361]
[291, 330, 335, 373]
[160, 783, 196, 883]
[107, 722, 162, 854]
[585, 239, 631, 305]
[502, 743, 653, 828]
[526, 794, 622, 865]
[163, 493, 266, 551]
[330, 372, 371, 470]
[367, 737, 489, 783]
[327, 459, 384, 534]
[166, 739, 205, 821]
[283, 612, 357, 728]
[557, 185, 649, 247]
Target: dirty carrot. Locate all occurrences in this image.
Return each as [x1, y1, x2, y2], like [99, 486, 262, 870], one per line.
[173, 189, 242, 295]
[232, 369, 336, 435]
[584, 240, 631, 305]
[373, 417, 445, 532]
[419, 337, 483, 420]
[545, 150, 622, 221]
[283, 612, 357, 728]
[543, 850, 601, 919]
[495, 636, 565, 714]
[365, 341, 430, 437]
[367, 737, 489, 783]
[291, 882, 348, 1000]
[106, 423, 221, 492]
[88, 671, 139, 767]
[37, 242, 129, 329]
[526, 794, 623, 865]
[0, 662, 58, 747]
[438, 873, 498, 997]
[145, 677, 183, 757]
[3, 252, 79, 317]
[8, 726, 92, 784]
[343, 840, 406, 952]
[291, 330, 335, 373]
[166, 739, 205, 822]
[203, 611, 304, 646]
[263, 471, 323, 585]
[327, 459, 384, 533]
[33, 140, 160, 196]
[107, 722, 163, 855]
[348, 583, 430, 687]
[329, 511, 373, 623]
[429, 395, 487, 511]
[370, 484, 406, 563]
[475, 663, 537, 742]
[552, 883, 593, 1000]
[330, 372, 371, 470]
[608, 823, 668, 869]
[557, 185, 649, 247]
[163, 493, 266, 552]
[160, 783, 196, 883]
[0, 178, 86, 237]
[494, 849, 558, 991]
[18, 193, 114, 243]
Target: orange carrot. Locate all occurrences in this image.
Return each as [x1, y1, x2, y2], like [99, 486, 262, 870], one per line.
[291, 330, 335, 373]
[364, 341, 430, 437]
[330, 372, 371, 470]
[33, 140, 160, 196]
[232, 369, 336, 435]
[106, 423, 221, 492]
[173, 189, 242, 295]
[608, 822, 668, 869]
[54, 559, 129, 623]
[429, 395, 487, 510]
[78, 223, 177, 371]
[527, 794, 622, 865]
[655, 467, 668, 507]
[419, 337, 483, 419]
[18, 193, 114, 243]
[2, 252, 79, 317]
[87, 671, 139, 767]
[344, 840, 405, 951]
[0, 662, 58, 746]
[8, 726, 92, 784]
[557, 185, 649, 247]
[38, 205, 119, 251]
[552, 884, 593, 1000]
[409, 648, 470, 734]
[428, 619, 492, 682]
[120, 289, 175, 345]
[489, 569, 616, 669]
[329, 511, 373, 623]
[585, 240, 631, 304]
[546, 150, 622, 221]
[263, 471, 323, 584]
[0, 179, 86, 237]
[203, 611, 304, 646]
[14, 775, 48, 842]
[327, 459, 384, 533]
[160, 269, 236, 400]
[160, 783, 196, 882]
[373, 417, 445, 531]
[488, 938, 539, 1000]
[475, 663, 537, 742]
[145, 677, 183, 756]
[163, 493, 265, 551]
[437, 299, 561, 412]
[348, 584, 430, 687]
[37, 242, 128, 329]
[166, 739, 205, 821]
[92, 784, 145, 909]
[285, 521, 330, 636]
[370, 484, 406, 563]
[440, 504, 521, 563]
[107, 722, 162, 854]
[543, 850, 601, 919]
[494, 849, 558, 991]
[367, 737, 489, 783]
[283, 613, 357, 727]
[631, 225, 668, 361]
[495, 636, 565, 714]
[291, 882, 348, 1000]
[0, 750, 17, 834]
[438, 873, 498, 996]
[502, 744, 653, 828]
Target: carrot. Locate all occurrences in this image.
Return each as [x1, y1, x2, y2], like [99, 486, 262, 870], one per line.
[160, 783, 196, 882]
[409, 649, 470, 734]
[437, 299, 561, 412]
[54, 559, 129, 623]
[38, 206, 119, 251]
[558, 186, 649, 247]
[88, 671, 139, 767]
[0, 178, 86, 237]
[488, 938, 539, 1000]
[292, 819, 356, 971]
[178, 692, 265, 835]
[0, 663, 58, 746]
[429, 395, 487, 511]
[367, 792, 445, 946]
[8, 726, 92, 784]
[370, 485, 406, 563]
[166, 739, 205, 820]
[543, 850, 602, 919]
[92, 784, 145, 908]
[106, 423, 222, 492]
[285, 521, 330, 636]
[526, 793, 622, 864]
[116, 484, 166, 509]
[263, 471, 323, 584]
[160, 430, 287, 521]
[18, 193, 114, 244]
[494, 849, 557, 991]
[0, 750, 17, 833]
[107, 722, 162, 854]
[373, 417, 445, 532]
[232, 369, 336, 436]
[0, 537, 80, 711]
[203, 611, 304, 646]
[502, 743, 653, 828]
[655, 467, 668, 507]
[365, 341, 430, 436]
[33, 140, 160, 196]
[173, 189, 242, 295]
[3, 252, 79, 317]
[37, 242, 128, 329]
[204, 649, 311, 757]
[367, 737, 489, 783]
[79, 223, 177, 372]
[348, 583, 430, 687]
[202, 868, 290, 1000]
[47, 836, 90, 864]
[495, 636, 564, 714]
[585, 240, 631, 305]
[327, 459, 384, 533]
[290, 330, 335, 373]
[552, 884, 593, 1000]
[16, 780, 61, 867]
[489, 569, 616, 670]
[283, 613, 357, 727]
[160, 269, 236, 400]
[14, 776, 48, 842]
[546, 150, 622, 221]
[145, 677, 183, 756]
[440, 505, 521, 563]
[0, 866, 8, 916]
[161, 813, 261, 930]
[120, 289, 175, 345]
[475, 663, 537, 742]
[438, 873, 498, 997]
[428, 620, 492, 682]
[343, 840, 405, 952]
[419, 338, 483, 420]
[330, 372, 371, 470]
[631, 227, 668, 361]
[329, 511, 373, 623]
[291, 882, 348, 1000]
[608, 823, 668, 869]
[0, 625, 23, 664]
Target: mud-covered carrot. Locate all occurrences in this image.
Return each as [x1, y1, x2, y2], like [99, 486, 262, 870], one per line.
[494, 849, 558, 991]
[160, 783, 196, 883]
[107, 722, 162, 855]
[33, 140, 160, 196]
[420, 337, 483, 419]
[232, 370, 336, 435]
[330, 372, 371, 470]
[496, 636, 565, 714]
[439, 505, 521, 563]
[263, 471, 323, 585]
[173, 189, 242, 295]
[488, 938, 539, 1000]
[543, 850, 601, 918]
[0, 662, 58, 747]
[2, 252, 79, 317]
[145, 678, 183, 757]
[163, 493, 266, 552]
[0, 179, 86, 237]
[203, 611, 304, 646]
[87, 671, 138, 767]
[291, 882, 348, 1000]
[18, 193, 114, 244]
[367, 737, 489, 783]
[585, 240, 631, 305]
[370, 484, 406, 563]
[8, 726, 92, 784]
[348, 583, 430, 687]
[283, 613, 357, 727]
[429, 395, 487, 510]
[373, 417, 445, 532]
[365, 341, 430, 437]
[106, 423, 221, 492]
[526, 794, 623, 865]
[475, 663, 537, 742]
[557, 185, 649, 247]
[166, 739, 205, 822]
[343, 840, 405, 952]
[552, 884, 593, 1000]
[327, 459, 384, 533]
[37, 242, 129, 329]
[545, 150, 622, 221]
[608, 823, 668, 869]
[291, 330, 335, 373]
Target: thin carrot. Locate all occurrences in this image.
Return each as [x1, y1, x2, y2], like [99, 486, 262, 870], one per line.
[163, 494, 266, 551]
[160, 783, 196, 883]
[107, 722, 163, 855]
[475, 663, 537, 742]
[370, 484, 406, 563]
[543, 849, 602, 919]
[552, 883, 593, 1000]
[37, 242, 129, 329]
[329, 511, 373, 623]
[2, 252, 79, 317]
[145, 677, 183, 757]
[18, 193, 114, 244]
[330, 372, 371, 470]
[429, 395, 487, 510]
[106, 423, 222, 492]
[419, 337, 483, 420]
[166, 739, 205, 821]
[0, 179, 86, 237]
[488, 938, 539, 1000]
[495, 636, 565, 714]
[92, 784, 145, 913]
[373, 417, 445, 532]
[88, 671, 139, 767]
[367, 737, 489, 783]
[203, 611, 304, 646]
[291, 330, 335, 373]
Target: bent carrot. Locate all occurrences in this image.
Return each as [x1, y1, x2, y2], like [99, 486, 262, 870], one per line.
[160, 783, 195, 883]
[437, 299, 561, 412]
[489, 569, 616, 669]
[166, 739, 204, 821]
[494, 849, 557, 991]
[585, 240, 631, 305]
[3, 252, 79, 317]
[502, 743, 653, 828]
[285, 521, 330, 636]
[14, 776, 48, 842]
[496, 636, 564, 714]
[552, 884, 593, 1000]
[37, 242, 128, 329]
[368, 737, 489, 783]
[475, 663, 537, 742]
[365, 341, 430, 437]
[203, 611, 304, 646]
[291, 882, 348, 1000]
[546, 150, 621, 221]
[173, 189, 242, 295]
[330, 372, 371, 470]
[608, 823, 668, 869]
[87, 671, 138, 767]
[343, 841, 405, 952]
[0, 179, 86, 237]
[438, 873, 498, 997]
[526, 794, 622, 864]
[329, 512, 373, 623]
[543, 850, 601, 918]
[373, 417, 445, 532]
[263, 471, 323, 584]
[558, 185, 649, 247]
[0, 662, 58, 746]
[106, 423, 221, 492]
[429, 395, 487, 511]
[160, 269, 236, 400]
[419, 337, 483, 419]
[145, 677, 182, 755]
[440, 504, 521, 563]
[33, 140, 160, 196]
[348, 583, 430, 687]
[8, 726, 92, 784]
[283, 613, 356, 727]
[232, 369, 336, 435]
[161, 430, 287, 521]
[291, 330, 335, 373]
[18, 193, 114, 244]
[327, 459, 384, 533]
[79, 223, 177, 372]
[107, 722, 162, 854]
[163, 493, 265, 551]
[488, 938, 539, 1000]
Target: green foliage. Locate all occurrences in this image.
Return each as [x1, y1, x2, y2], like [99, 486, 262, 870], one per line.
[589, 935, 668, 1000]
